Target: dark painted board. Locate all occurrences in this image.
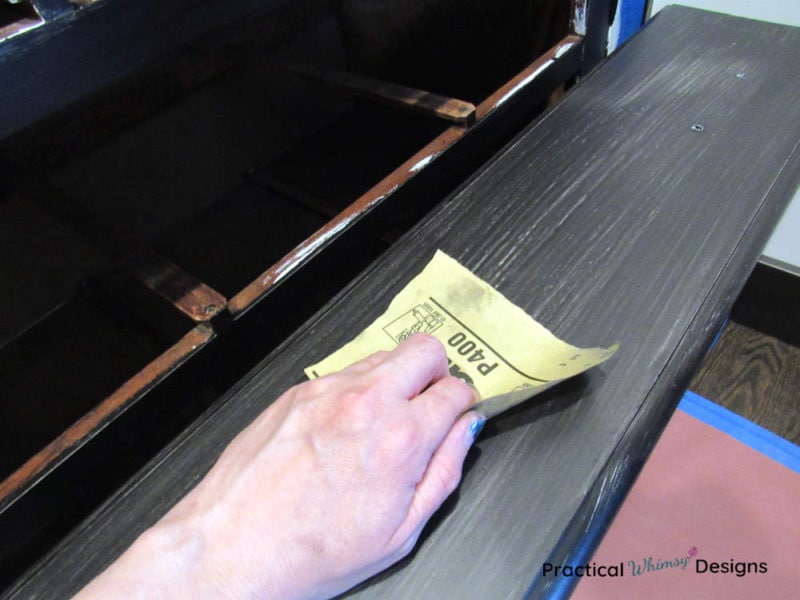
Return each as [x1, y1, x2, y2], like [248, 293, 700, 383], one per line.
[5, 6, 800, 598]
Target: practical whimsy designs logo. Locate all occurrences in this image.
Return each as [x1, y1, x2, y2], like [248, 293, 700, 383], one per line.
[628, 546, 696, 577]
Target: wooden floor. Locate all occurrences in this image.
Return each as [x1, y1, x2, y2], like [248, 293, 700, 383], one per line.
[690, 320, 800, 445]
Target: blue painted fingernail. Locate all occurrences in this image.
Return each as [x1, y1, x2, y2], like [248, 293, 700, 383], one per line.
[466, 415, 486, 446]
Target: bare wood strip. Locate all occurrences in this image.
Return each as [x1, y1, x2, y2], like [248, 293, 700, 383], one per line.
[0, 325, 215, 510]
[228, 126, 465, 315]
[132, 253, 227, 322]
[476, 34, 583, 120]
[274, 61, 477, 126]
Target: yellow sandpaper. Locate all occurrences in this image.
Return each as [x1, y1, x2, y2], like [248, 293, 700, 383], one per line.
[305, 251, 617, 418]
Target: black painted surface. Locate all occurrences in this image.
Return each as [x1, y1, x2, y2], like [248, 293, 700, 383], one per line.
[338, 0, 572, 103]
[5, 7, 800, 598]
[0, 0, 332, 140]
[732, 261, 800, 347]
[0, 289, 185, 481]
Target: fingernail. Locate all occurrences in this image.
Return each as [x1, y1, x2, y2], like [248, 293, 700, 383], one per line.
[466, 414, 486, 446]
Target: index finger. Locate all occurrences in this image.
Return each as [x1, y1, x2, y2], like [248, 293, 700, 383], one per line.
[371, 334, 451, 400]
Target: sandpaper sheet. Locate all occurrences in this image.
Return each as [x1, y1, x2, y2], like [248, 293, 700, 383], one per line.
[305, 251, 617, 417]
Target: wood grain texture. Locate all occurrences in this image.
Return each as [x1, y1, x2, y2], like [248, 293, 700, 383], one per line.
[5, 6, 800, 598]
[690, 321, 800, 445]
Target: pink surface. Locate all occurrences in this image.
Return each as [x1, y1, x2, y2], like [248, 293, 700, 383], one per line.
[570, 410, 800, 599]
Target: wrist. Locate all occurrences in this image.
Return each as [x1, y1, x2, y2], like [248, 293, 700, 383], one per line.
[75, 516, 218, 599]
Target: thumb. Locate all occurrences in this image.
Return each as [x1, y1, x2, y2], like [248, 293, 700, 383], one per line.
[391, 411, 485, 553]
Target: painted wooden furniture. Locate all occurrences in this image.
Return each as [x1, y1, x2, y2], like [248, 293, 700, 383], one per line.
[4, 6, 798, 598]
[2, 0, 619, 585]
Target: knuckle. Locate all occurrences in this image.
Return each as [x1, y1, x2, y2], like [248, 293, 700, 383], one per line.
[435, 460, 462, 496]
[296, 375, 335, 399]
[407, 333, 449, 373]
[438, 375, 477, 405]
[362, 350, 388, 368]
[442, 374, 472, 395]
[408, 332, 446, 357]
[385, 418, 423, 459]
[394, 534, 419, 561]
[338, 390, 379, 429]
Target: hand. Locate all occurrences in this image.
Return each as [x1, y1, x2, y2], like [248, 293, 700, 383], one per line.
[76, 333, 484, 599]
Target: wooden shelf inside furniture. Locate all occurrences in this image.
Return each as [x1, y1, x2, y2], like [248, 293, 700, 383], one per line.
[1, 2, 601, 586]
[5, 6, 798, 598]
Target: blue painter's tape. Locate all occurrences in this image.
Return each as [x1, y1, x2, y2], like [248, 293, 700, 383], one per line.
[679, 390, 800, 474]
[617, 0, 648, 46]
[525, 390, 799, 600]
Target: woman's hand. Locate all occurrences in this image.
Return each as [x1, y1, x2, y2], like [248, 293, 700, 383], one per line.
[76, 333, 484, 599]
